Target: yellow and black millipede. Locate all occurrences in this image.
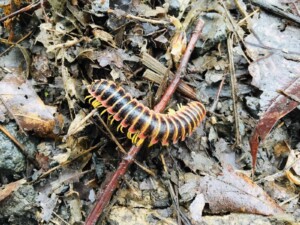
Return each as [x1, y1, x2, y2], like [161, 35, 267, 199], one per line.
[87, 79, 206, 147]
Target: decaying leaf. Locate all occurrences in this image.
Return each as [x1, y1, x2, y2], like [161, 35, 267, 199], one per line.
[170, 30, 187, 63]
[93, 48, 139, 68]
[68, 197, 83, 223]
[135, 4, 167, 17]
[198, 166, 284, 215]
[246, 12, 300, 168]
[0, 179, 26, 202]
[180, 167, 284, 216]
[92, 29, 116, 46]
[36, 192, 58, 222]
[0, 0, 32, 41]
[189, 193, 205, 223]
[0, 74, 63, 138]
[35, 152, 50, 171]
[283, 150, 300, 186]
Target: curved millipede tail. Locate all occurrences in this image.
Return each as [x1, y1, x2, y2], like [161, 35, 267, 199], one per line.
[88, 79, 206, 146]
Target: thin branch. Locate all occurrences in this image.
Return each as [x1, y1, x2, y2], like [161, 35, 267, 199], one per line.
[251, 0, 300, 25]
[227, 33, 241, 147]
[154, 19, 205, 112]
[107, 9, 170, 25]
[209, 76, 225, 113]
[0, 1, 43, 22]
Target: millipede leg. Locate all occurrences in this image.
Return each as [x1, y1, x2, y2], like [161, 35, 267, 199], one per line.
[107, 115, 113, 124]
[120, 126, 124, 133]
[117, 123, 125, 133]
[91, 99, 102, 108]
[132, 132, 139, 144]
[136, 138, 144, 146]
[168, 108, 176, 115]
[127, 131, 133, 140]
[100, 109, 107, 116]
[85, 95, 93, 101]
[110, 118, 115, 125]
[177, 103, 184, 111]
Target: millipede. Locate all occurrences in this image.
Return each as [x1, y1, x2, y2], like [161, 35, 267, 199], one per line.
[86, 79, 206, 147]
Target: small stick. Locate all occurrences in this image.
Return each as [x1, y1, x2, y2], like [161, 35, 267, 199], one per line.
[37, 142, 104, 180]
[142, 66, 197, 100]
[0, 1, 43, 22]
[0, 31, 33, 57]
[227, 34, 241, 147]
[154, 19, 204, 112]
[251, 0, 300, 25]
[84, 19, 204, 225]
[209, 76, 225, 113]
[107, 9, 169, 25]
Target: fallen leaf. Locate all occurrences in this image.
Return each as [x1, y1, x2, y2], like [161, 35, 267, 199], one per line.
[94, 48, 139, 68]
[0, 74, 63, 137]
[245, 12, 300, 168]
[92, 29, 116, 46]
[0, 179, 26, 202]
[189, 193, 205, 223]
[0, 0, 32, 41]
[135, 4, 167, 17]
[179, 167, 284, 216]
[68, 197, 83, 223]
[35, 152, 50, 171]
[36, 192, 58, 222]
[170, 31, 186, 63]
[199, 166, 283, 215]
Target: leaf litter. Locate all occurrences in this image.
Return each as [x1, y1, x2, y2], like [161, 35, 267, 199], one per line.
[0, 0, 300, 224]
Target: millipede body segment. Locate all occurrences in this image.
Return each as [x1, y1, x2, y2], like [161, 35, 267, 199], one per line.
[87, 79, 206, 146]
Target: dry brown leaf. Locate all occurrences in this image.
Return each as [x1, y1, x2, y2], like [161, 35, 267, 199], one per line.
[246, 12, 300, 168]
[135, 4, 167, 17]
[198, 166, 284, 215]
[0, 74, 63, 137]
[0, 179, 26, 202]
[92, 29, 116, 46]
[170, 31, 187, 63]
[93, 48, 139, 68]
[179, 168, 284, 216]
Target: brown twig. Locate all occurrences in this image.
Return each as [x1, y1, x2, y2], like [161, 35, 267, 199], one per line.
[0, 1, 43, 23]
[107, 9, 169, 25]
[84, 19, 204, 225]
[209, 76, 225, 113]
[227, 33, 241, 147]
[142, 55, 198, 100]
[251, 0, 300, 25]
[154, 20, 205, 112]
[0, 31, 33, 57]
[37, 141, 104, 180]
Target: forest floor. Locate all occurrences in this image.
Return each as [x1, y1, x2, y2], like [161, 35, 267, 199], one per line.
[0, 0, 300, 224]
